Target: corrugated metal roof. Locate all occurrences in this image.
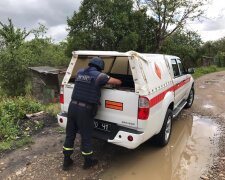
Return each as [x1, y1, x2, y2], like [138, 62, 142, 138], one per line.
[29, 66, 66, 74]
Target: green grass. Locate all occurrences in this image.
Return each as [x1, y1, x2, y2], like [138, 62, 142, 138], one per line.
[55, 127, 66, 134]
[0, 97, 61, 153]
[44, 103, 60, 116]
[0, 136, 33, 152]
[0, 96, 42, 153]
[192, 66, 225, 79]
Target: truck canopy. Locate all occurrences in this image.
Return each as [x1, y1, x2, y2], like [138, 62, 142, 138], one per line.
[63, 51, 151, 95]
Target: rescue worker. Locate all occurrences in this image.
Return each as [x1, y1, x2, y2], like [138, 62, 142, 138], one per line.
[62, 57, 122, 170]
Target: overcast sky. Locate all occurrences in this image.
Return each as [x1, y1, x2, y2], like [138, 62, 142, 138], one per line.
[188, 0, 225, 42]
[0, 0, 225, 43]
[0, 0, 82, 42]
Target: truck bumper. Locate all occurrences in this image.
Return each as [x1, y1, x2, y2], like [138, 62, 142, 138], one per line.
[107, 131, 144, 149]
[57, 113, 144, 149]
[57, 112, 68, 128]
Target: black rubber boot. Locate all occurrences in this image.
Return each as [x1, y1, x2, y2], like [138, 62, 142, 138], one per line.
[62, 156, 73, 171]
[83, 157, 98, 169]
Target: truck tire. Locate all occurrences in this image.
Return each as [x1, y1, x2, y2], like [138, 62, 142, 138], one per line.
[154, 109, 173, 147]
[185, 88, 194, 108]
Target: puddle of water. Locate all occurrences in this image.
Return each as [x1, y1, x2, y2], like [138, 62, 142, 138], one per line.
[220, 113, 225, 119]
[101, 115, 218, 180]
[203, 104, 214, 109]
[199, 85, 206, 89]
[216, 75, 224, 77]
[216, 90, 225, 93]
[204, 80, 219, 84]
[194, 95, 199, 100]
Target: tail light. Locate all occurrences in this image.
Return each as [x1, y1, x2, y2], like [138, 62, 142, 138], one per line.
[59, 118, 63, 123]
[138, 96, 150, 120]
[60, 85, 64, 104]
[128, 135, 133, 141]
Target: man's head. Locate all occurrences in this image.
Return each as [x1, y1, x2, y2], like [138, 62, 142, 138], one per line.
[88, 57, 105, 71]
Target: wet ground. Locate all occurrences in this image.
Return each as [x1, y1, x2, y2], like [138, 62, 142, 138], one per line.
[191, 71, 225, 180]
[101, 115, 219, 180]
[0, 71, 225, 180]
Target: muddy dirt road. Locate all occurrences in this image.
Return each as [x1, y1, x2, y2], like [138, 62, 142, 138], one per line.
[0, 71, 225, 180]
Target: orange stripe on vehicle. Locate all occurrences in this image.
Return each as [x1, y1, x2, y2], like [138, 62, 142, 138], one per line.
[105, 100, 123, 111]
[105, 100, 123, 107]
[105, 104, 123, 111]
[149, 77, 190, 108]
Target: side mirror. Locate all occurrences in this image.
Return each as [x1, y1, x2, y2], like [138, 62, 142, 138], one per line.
[187, 68, 195, 74]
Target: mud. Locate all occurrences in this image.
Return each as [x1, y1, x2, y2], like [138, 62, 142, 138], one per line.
[193, 71, 225, 117]
[0, 71, 225, 180]
[101, 114, 219, 180]
[100, 71, 225, 180]
[192, 71, 225, 180]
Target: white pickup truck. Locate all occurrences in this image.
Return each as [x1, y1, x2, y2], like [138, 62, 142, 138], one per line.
[57, 50, 194, 149]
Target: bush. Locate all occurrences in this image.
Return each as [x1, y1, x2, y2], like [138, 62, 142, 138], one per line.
[0, 97, 43, 142]
[0, 97, 42, 122]
[0, 114, 18, 141]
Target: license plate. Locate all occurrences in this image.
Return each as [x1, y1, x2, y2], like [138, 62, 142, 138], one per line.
[94, 120, 111, 132]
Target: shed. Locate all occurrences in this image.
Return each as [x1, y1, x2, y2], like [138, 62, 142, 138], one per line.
[29, 66, 66, 104]
[201, 56, 214, 66]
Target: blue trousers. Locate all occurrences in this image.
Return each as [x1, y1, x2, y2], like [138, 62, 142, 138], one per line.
[63, 102, 97, 156]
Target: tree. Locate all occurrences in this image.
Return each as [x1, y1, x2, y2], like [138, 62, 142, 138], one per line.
[215, 51, 225, 67]
[0, 19, 30, 50]
[143, 0, 208, 52]
[212, 37, 225, 55]
[199, 38, 225, 67]
[0, 20, 70, 96]
[161, 30, 202, 67]
[66, 0, 157, 55]
[0, 19, 30, 96]
[23, 38, 69, 66]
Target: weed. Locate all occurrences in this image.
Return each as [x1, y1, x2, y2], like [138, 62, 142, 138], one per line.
[34, 120, 44, 130]
[0, 141, 12, 151]
[193, 66, 225, 79]
[0, 96, 43, 142]
[0, 136, 33, 153]
[44, 103, 60, 116]
[55, 127, 65, 134]
[14, 136, 33, 148]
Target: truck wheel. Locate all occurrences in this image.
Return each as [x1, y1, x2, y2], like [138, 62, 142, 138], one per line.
[185, 88, 194, 108]
[154, 109, 173, 147]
